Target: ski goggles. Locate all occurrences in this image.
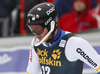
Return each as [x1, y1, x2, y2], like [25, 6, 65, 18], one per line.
[28, 25, 44, 35]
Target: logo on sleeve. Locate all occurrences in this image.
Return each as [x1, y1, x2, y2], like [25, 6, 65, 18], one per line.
[30, 49, 32, 62]
[76, 48, 97, 67]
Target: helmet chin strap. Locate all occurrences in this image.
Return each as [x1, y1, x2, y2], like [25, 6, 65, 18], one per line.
[33, 20, 55, 46]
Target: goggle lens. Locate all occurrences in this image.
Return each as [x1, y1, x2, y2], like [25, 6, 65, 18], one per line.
[28, 25, 43, 35]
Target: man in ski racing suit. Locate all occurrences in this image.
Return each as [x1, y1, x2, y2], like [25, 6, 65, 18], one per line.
[26, 2, 100, 74]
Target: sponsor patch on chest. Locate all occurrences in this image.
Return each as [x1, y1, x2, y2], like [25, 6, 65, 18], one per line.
[59, 39, 66, 48]
[36, 48, 62, 67]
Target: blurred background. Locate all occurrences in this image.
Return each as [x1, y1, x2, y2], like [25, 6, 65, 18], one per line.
[0, 0, 100, 74]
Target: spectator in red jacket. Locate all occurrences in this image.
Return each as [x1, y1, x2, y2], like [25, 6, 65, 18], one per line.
[58, 0, 98, 33]
[90, 0, 100, 28]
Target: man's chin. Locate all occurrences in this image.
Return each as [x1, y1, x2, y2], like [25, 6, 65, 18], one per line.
[38, 38, 41, 41]
[37, 36, 49, 42]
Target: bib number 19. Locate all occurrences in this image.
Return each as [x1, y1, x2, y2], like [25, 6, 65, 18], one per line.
[41, 66, 50, 74]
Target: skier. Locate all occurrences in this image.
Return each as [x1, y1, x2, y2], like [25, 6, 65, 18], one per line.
[26, 2, 100, 74]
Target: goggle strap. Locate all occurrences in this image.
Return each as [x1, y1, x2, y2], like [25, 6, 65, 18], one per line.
[33, 20, 55, 46]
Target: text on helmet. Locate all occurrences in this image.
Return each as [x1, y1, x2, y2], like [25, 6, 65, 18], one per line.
[45, 17, 52, 25]
[46, 7, 55, 15]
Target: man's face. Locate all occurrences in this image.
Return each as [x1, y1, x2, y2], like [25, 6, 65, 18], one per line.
[74, 1, 86, 12]
[33, 27, 51, 41]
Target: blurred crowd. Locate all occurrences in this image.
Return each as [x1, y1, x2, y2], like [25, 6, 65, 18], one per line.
[0, 0, 100, 37]
[57, 0, 100, 33]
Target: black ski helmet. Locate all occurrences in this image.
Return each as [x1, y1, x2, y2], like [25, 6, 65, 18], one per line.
[27, 2, 58, 45]
[27, 2, 58, 32]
